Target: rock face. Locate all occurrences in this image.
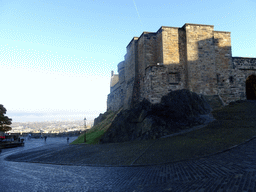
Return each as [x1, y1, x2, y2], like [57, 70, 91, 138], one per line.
[94, 111, 112, 127]
[99, 89, 213, 144]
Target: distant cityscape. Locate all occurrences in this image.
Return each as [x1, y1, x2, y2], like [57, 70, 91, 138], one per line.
[8, 120, 94, 134]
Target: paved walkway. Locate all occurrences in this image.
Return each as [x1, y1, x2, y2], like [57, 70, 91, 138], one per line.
[1, 135, 256, 191]
[3, 113, 216, 167]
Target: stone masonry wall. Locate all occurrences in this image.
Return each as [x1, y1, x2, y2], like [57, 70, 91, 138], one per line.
[137, 33, 146, 103]
[107, 86, 123, 111]
[107, 23, 256, 112]
[178, 28, 188, 89]
[142, 64, 185, 104]
[161, 27, 180, 64]
[213, 31, 233, 102]
[168, 64, 186, 91]
[123, 37, 138, 110]
[215, 57, 256, 104]
[110, 75, 119, 92]
[143, 65, 169, 104]
[125, 38, 137, 82]
[178, 28, 187, 70]
[137, 34, 145, 78]
[137, 32, 157, 102]
[184, 24, 218, 95]
[228, 57, 256, 102]
[118, 61, 125, 83]
[156, 29, 163, 64]
[144, 33, 157, 68]
[233, 57, 256, 70]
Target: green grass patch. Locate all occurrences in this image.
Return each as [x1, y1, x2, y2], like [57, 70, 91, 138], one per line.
[70, 133, 86, 145]
[70, 109, 120, 145]
[71, 130, 106, 145]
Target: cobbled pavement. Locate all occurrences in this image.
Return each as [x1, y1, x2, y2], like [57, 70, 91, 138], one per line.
[1, 135, 256, 191]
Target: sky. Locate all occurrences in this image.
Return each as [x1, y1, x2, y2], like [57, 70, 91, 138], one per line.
[1, 0, 256, 123]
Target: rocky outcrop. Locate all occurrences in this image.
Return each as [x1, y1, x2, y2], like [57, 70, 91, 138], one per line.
[99, 89, 214, 144]
[93, 111, 113, 127]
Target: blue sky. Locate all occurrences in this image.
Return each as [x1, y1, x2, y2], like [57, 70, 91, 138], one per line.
[1, 0, 256, 122]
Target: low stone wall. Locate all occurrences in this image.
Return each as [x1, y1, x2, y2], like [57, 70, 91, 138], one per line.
[107, 85, 124, 111]
[18, 131, 82, 138]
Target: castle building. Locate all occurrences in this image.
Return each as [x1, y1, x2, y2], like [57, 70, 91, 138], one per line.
[107, 23, 256, 111]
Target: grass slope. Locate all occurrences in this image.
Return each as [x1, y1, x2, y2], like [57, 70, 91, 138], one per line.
[70, 109, 120, 145]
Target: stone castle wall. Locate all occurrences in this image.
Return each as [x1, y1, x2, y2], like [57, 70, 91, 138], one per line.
[227, 57, 256, 102]
[107, 23, 256, 112]
[142, 64, 186, 104]
[185, 24, 217, 95]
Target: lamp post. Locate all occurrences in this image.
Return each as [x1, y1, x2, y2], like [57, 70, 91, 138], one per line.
[84, 117, 87, 129]
[84, 117, 87, 142]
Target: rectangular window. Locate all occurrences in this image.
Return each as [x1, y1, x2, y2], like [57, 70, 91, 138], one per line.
[168, 73, 179, 84]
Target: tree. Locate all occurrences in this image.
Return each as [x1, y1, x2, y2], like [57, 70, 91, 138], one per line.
[0, 104, 12, 132]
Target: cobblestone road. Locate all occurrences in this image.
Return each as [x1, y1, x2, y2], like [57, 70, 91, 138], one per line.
[1, 136, 256, 191]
